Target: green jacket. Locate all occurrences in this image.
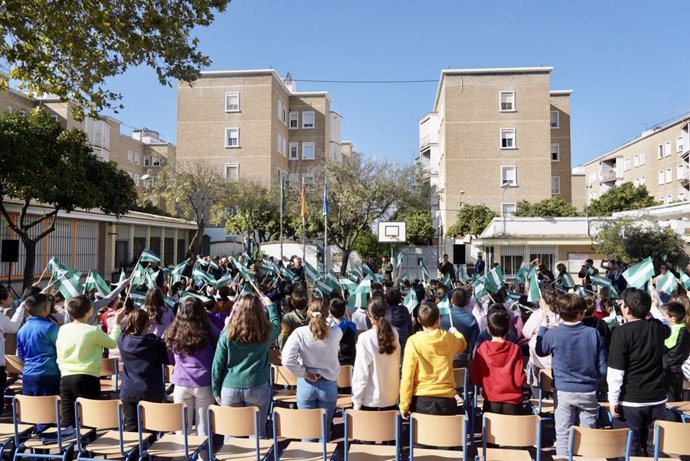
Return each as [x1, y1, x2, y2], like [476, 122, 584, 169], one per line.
[211, 304, 281, 395]
[277, 310, 308, 349]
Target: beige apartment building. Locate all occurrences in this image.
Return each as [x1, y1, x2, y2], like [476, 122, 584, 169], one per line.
[0, 88, 176, 188]
[176, 69, 343, 189]
[419, 67, 573, 238]
[580, 114, 690, 205]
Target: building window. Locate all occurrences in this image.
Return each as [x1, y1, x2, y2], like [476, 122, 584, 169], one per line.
[289, 111, 299, 129]
[127, 150, 133, 163]
[302, 111, 315, 129]
[551, 143, 560, 162]
[666, 168, 673, 183]
[550, 111, 559, 129]
[640, 152, 646, 165]
[678, 136, 685, 153]
[500, 128, 516, 149]
[134, 152, 140, 165]
[677, 164, 686, 181]
[551, 176, 560, 195]
[665, 142, 672, 157]
[658, 170, 665, 185]
[501, 203, 516, 217]
[277, 99, 287, 124]
[500, 165, 517, 186]
[225, 127, 240, 148]
[288, 173, 299, 185]
[143, 155, 151, 167]
[303, 173, 314, 186]
[288, 142, 299, 160]
[658, 144, 664, 159]
[633, 154, 639, 168]
[499, 91, 515, 112]
[225, 92, 240, 112]
[302, 142, 315, 160]
[152, 156, 160, 167]
[224, 163, 239, 182]
[624, 158, 631, 171]
[277, 133, 285, 155]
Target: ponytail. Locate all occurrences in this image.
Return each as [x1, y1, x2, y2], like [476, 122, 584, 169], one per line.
[368, 297, 397, 355]
[308, 299, 329, 340]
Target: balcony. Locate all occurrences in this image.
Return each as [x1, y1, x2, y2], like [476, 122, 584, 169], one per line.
[600, 170, 618, 183]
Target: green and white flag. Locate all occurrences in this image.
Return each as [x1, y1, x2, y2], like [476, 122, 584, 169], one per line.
[590, 274, 613, 289]
[623, 257, 655, 289]
[437, 294, 451, 315]
[656, 272, 677, 294]
[419, 260, 431, 282]
[575, 285, 595, 297]
[278, 265, 295, 282]
[196, 257, 209, 267]
[395, 251, 404, 269]
[485, 265, 505, 294]
[146, 270, 159, 289]
[193, 267, 216, 286]
[171, 260, 188, 285]
[239, 284, 253, 297]
[514, 264, 528, 285]
[84, 270, 111, 296]
[130, 291, 147, 305]
[315, 277, 333, 297]
[339, 277, 357, 293]
[47, 256, 72, 279]
[506, 291, 522, 303]
[180, 291, 211, 303]
[472, 275, 488, 299]
[680, 271, 690, 290]
[214, 272, 234, 288]
[131, 262, 146, 286]
[362, 264, 379, 282]
[442, 272, 453, 288]
[163, 295, 177, 310]
[116, 269, 126, 286]
[402, 289, 418, 314]
[350, 266, 363, 282]
[325, 271, 340, 291]
[559, 272, 575, 289]
[527, 269, 541, 303]
[303, 260, 319, 283]
[608, 285, 621, 300]
[346, 280, 372, 312]
[139, 248, 161, 264]
[56, 271, 83, 300]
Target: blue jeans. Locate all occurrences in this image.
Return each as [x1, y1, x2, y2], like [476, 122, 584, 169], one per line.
[221, 383, 272, 437]
[296, 378, 337, 434]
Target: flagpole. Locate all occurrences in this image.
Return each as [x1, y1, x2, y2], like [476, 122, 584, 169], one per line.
[279, 177, 284, 262]
[323, 178, 328, 276]
[301, 178, 306, 265]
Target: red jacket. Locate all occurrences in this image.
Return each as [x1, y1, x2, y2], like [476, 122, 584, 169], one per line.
[470, 340, 525, 405]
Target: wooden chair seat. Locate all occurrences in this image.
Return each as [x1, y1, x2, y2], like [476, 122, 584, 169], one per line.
[412, 447, 465, 460]
[529, 398, 555, 413]
[99, 379, 119, 393]
[336, 394, 352, 409]
[214, 437, 273, 461]
[81, 430, 140, 456]
[273, 390, 297, 403]
[24, 427, 92, 451]
[146, 434, 207, 458]
[0, 423, 33, 437]
[279, 441, 336, 461]
[481, 447, 533, 461]
[346, 443, 397, 461]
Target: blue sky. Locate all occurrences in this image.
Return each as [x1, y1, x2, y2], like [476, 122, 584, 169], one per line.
[106, 0, 690, 167]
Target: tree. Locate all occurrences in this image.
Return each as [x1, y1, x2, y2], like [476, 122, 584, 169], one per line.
[216, 181, 281, 243]
[396, 208, 435, 244]
[0, 0, 230, 117]
[0, 110, 137, 289]
[514, 197, 578, 217]
[588, 182, 659, 216]
[142, 159, 224, 254]
[324, 157, 408, 274]
[446, 204, 497, 237]
[353, 228, 387, 261]
[595, 218, 686, 269]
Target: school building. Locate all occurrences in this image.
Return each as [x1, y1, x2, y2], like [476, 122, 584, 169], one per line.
[0, 199, 196, 288]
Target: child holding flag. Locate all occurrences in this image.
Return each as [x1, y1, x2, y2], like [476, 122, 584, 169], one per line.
[659, 302, 690, 402]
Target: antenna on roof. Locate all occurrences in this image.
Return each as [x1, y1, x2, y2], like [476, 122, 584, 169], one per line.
[284, 72, 293, 86]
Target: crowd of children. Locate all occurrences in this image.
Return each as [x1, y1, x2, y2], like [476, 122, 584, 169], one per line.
[2, 253, 690, 459]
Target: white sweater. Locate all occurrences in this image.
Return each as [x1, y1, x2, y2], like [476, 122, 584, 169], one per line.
[282, 324, 342, 382]
[0, 304, 26, 366]
[351, 328, 401, 410]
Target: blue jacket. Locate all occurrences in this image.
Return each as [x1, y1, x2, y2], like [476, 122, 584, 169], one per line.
[17, 316, 60, 377]
[440, 307, 480, 362]
[118, 334, 169, 402]
[536, 322, 607, 393]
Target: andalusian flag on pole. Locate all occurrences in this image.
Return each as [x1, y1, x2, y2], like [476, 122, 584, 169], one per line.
[324, 271, 340, 292]
[339, 277, 357, 293]
[193, 267, 216, 286]
[656, 271, 677, 294]
[527, 269, 541, 303]
[347, 280, 371, 312]
[171, 260, 188, 284]
[130, 291, 147, 305]
[362, 263, 378, 281]
[84, 270, 111, 296]
[278, 265, 295, 282]
[442, 272, 452, 288]
[485, 265, 505, 294]
[139, 249, 161, 264]
[56, 271, 83, 300]
[437, 294, 451, 316]
[514, 264, 528, 285]
[559, 272, 575, 289]
[403, 289, 418, 314]
[47, 257, 71, 279]
[350, 266, 363, 282]
[395, 251, 404, 270]
[303, 260, 319, 284]
[214, 272, 234, 288]
[472, 275, 488, 299]
[419, 260, 431, 283]
[131, 262, 146, 286]
[623, 257, 655, 289]
[180, 291, 212, 303]
[315, 278, 333, 298]
[116, 269, 126, 286]
[590, 274, 613, 289]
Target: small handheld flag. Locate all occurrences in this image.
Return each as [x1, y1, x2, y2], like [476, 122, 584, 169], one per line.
[527, 269, 541, 303]
[622, 257, 655, 289]
[403, 290, 418, 314]
[139, 249, 161, 264]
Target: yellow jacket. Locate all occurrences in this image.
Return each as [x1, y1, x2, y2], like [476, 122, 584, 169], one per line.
[399, 328, 467, 414]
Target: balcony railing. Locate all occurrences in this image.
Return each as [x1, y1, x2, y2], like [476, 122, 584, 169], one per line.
[600, 170, 618, 182]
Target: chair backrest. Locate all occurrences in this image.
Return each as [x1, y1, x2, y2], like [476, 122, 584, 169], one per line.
[15, 395, 60, 425]
[272, 365, 298, 387]
[539, 369, 553, 393]
[337, 365, 353, 388]
[483, 413, 540, 448]
[569, 426, 630, 459]
[268, 349, 282, 366]
[208, 405, 259, 437]
[345, 409, 397, 443]
[76, 398, 120, 430]
[5, 355, 24, 374]
[100, 357, 118, 377]
[453, 368, 467, 389]
[411, 413, 466, 448]
[654, 420, 690, 456]
[138, 401, 185, 433]
[273, 407, 324, 440]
